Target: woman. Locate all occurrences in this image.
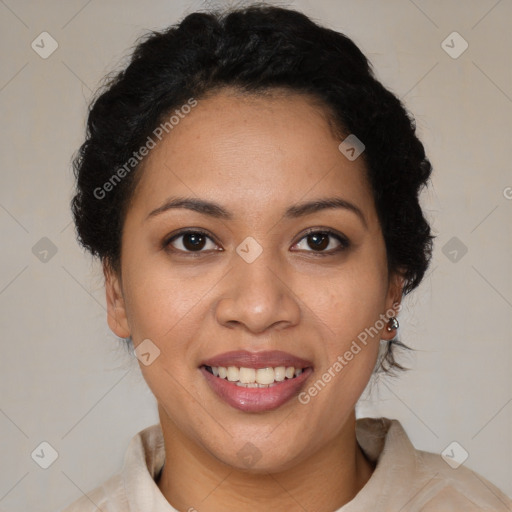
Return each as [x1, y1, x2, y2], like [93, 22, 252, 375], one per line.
[64, 5, 511, 511]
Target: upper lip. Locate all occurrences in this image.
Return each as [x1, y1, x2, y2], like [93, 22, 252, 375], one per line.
[201, 350, 313, 369]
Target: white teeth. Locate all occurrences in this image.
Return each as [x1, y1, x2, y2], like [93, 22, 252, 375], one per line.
[274, 366, 286, 381]
[256, 367, 275, 385]
[236, 382, 275, 388]
[227, 366, 239, 382]
[239, 367, 256, 383]
[207, 365, 305, 386]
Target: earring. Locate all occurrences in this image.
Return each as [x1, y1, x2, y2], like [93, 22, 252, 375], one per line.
[386, 317, 399, 332]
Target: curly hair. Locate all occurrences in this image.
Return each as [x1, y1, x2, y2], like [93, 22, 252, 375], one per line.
[71, 4, 434, 373]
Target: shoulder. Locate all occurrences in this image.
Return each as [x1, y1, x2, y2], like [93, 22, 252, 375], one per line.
[414, 448, 512, 511]
[60, 473, 127, 511]
[60, 424, 165, 511]
[354, 417, 512, 511]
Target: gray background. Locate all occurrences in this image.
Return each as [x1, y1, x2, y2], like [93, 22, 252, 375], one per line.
[0, 0, 511, 510]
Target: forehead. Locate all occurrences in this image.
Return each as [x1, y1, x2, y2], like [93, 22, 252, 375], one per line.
[130, 90, 375, 222]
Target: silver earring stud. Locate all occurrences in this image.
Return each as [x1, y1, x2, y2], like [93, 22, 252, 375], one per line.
[387, 317, 399, 332]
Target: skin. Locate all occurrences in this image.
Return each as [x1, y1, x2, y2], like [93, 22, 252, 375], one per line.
[105, 89, 403, 511]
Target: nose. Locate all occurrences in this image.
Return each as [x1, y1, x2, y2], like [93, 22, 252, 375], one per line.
[214, 253, 301, 334]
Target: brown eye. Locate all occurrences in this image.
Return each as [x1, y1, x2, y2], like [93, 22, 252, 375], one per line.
[306, 232, 330, 251]
[292, 230, 349, 254]
[166, 231, 219, 253]
[182, 233, 206, 251]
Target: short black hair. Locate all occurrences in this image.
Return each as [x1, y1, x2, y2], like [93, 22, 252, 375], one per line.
[71, 4, 434, 372]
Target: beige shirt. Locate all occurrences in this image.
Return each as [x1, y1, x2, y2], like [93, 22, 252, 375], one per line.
[62, 417, 511, 511]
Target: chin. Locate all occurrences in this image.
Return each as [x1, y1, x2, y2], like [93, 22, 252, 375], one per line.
[198, 424, 316, 474]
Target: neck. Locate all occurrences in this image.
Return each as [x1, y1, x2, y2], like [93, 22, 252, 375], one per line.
[156, 405, 374, 512]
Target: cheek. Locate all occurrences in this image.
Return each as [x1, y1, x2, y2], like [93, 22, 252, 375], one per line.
[123, 265, 210, 413]
[296, 277, 386, 430]
[302, 255, 389, 341]
[121, 253, 219, 342]
[296, 247, 388, 404]
[120, 257, 219, 401]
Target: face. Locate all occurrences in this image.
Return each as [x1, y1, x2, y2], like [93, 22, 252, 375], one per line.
[106, 90, 402, 472]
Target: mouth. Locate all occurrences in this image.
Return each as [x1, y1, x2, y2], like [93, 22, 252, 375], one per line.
[199, 350, 313, 413]
[202, 364, 306, 387]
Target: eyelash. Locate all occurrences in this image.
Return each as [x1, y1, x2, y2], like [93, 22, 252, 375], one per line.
[163, 228, 350, 256]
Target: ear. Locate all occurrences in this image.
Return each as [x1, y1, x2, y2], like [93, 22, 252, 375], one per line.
[381, 271, 404, 341]
[104, 260, 131, 339]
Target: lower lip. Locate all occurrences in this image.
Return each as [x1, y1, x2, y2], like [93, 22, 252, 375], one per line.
[200, 367, 313, 413]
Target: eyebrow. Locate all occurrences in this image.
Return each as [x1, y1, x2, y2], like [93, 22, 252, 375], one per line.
[146, 196, 367, 227]
[147, 197, 233, 220]
[284, 197, 367, 228]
